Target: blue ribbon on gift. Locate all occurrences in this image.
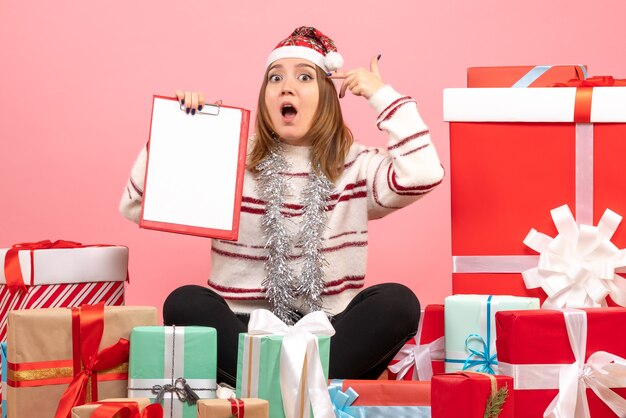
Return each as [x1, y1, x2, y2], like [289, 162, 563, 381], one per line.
[512, 64, 588, 88]
[329, 381, 363, 418]
[445, 295, 498, 374]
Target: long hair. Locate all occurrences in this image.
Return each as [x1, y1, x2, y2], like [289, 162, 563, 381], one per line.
[248, 65, 353, 182]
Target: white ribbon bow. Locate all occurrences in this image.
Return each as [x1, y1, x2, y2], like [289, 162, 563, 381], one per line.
[388, 337, 444, 381]
[543, 309, 626, 418]
[248, 309, 336, 418]
[522, 205, 626, 308]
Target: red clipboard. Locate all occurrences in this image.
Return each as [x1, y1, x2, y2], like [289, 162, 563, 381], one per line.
[140, 95, 250, 240]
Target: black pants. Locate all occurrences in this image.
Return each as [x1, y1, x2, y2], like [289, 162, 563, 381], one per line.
[163, 283, 420, 386]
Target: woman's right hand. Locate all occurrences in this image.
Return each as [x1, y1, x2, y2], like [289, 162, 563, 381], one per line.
[175, 90, 206, 115]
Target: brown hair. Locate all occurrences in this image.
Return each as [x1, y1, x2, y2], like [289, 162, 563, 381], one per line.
[248, 65, 353, 182]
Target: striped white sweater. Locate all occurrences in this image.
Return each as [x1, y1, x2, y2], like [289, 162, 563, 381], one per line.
[120, 85, 444, 315]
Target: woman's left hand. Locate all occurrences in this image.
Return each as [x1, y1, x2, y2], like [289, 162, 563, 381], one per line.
[330, 55, 385, 99]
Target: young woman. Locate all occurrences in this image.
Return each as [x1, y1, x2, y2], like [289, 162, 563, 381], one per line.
[120, 26, 444, 386]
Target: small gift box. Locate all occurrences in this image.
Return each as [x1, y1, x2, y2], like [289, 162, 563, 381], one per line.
[0, 241, 128, 343]
[431, 372, 514, 418]
[467, 64, 586, 87]
[197, 398, 268, 418]
[236, 310, 334, 418]
[387, 304, 444, 381]
[71, 398, 162, 418]
[444, 295, 538, 373]
[128, 326, 217, 418]
[5, 303, 157, 418]
[329, 379, 431, 417]
[496, 307, 626, 417]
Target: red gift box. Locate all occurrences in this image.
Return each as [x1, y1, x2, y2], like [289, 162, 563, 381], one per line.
[496, 308, 626, 417]
[445, 77, 626, 306]
[387, 304, 444, 381]
[329, 379, 431, 417]
[431, 372, 514, 418]
[467, 65, 586, 87]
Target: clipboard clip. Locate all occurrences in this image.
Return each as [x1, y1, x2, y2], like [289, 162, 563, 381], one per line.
[179, 99, 222, 116]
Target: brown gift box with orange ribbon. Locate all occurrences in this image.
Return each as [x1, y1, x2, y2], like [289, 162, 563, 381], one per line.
[6, 304, 157, 418]
[197, 398, 268, 418]
[71, 398, 155, 418]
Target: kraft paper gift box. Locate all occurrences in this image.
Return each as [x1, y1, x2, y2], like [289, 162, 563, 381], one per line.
[128, 326, 217, 418]
[71, 398, 159, 418]
[431, 372, 514, 418]
[467, 64, 586, 87]
[388, 304, 444, 381]
[0, 240, 128, 343]
[236, 309, 334, 418]
[445, 77, 626, 307]
[444, 295, 538, 373]
[329, 379, 431, 417]
[197, 398, 268, 418]
[5, 304, 157, 418]
[496, 308, 626, 417]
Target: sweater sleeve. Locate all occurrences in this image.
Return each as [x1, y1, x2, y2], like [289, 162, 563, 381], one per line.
[118, 144, 148, 224]
[364, 85, 444, 220]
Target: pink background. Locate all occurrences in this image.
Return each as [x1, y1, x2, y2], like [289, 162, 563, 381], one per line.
[2, 0, 625, 318]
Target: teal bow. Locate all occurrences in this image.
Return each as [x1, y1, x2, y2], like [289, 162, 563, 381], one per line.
[462, 333, 497, 374]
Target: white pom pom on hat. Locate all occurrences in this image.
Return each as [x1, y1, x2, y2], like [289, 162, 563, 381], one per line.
[265, 26, 344, 73]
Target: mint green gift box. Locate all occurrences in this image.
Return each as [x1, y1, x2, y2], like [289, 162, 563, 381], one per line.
[128, 326, 217, 418]
[236, 333, 331, 418]
[444, 294, 539, 374]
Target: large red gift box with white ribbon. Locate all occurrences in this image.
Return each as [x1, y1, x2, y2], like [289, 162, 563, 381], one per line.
[387, 304, 444, 381]
[0, 241, 128, 343]
[445, 77, 626, 306]
[495, 308, 626, 417]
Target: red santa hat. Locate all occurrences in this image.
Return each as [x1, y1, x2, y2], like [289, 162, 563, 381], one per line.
[265, 26, 344, 73]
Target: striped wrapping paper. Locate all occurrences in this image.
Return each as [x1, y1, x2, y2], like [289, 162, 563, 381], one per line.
[0, 245, 128, 402]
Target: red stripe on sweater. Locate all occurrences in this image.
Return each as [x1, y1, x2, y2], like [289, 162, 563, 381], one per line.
[372, 160, 402, 209]
[129, 177, 143, 197]
[388, 130, 429, 151]
[208, 275, 365, 296]
[376, 100, 417, 130]
[322, 282, 365, 295]
[387, 164, 443, 193]
[240, 191, 367, 217]
[400, 143, 430, 157]
[377, 96, 412, 121]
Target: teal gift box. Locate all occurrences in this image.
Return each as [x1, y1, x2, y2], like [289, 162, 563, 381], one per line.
[128, 326, 217, 418]
[236, 310, 333, 418]
[444, 294, 539, 374]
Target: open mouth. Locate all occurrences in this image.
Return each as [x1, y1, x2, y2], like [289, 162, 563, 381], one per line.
[281, 103, 298, 120]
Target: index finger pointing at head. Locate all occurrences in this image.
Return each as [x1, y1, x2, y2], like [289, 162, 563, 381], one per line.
[370, 55, 381, 77]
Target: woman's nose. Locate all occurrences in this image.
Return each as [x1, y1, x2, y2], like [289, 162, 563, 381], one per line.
[280, 78, 295, 95]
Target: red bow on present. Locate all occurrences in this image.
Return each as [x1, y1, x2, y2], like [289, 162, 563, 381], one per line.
[54, 303, 131, 418]
[552, 76, 626, 123]
[554, 75, 626, 87]
[90, 402, 164, 418]
[3, 240, 83, 294]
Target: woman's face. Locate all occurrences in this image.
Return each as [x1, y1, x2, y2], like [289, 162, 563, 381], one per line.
[264, 58, 320, 146]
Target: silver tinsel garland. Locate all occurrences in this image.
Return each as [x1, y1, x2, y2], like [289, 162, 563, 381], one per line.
[256, 144, 334, 324]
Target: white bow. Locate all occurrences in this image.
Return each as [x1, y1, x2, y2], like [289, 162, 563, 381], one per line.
[388, 337, 444, 381]
[543, 309, 626, 418]
[522, 205, 626, 308]
[248, 309, 336, 418]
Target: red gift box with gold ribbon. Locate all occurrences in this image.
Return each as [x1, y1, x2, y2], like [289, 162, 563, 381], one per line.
[445, 74, 626, 306]
[5, 303, 157, 418]
[387, 304, 444, 381]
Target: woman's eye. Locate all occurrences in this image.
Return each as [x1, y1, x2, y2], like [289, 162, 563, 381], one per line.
[269, 74, 282, 82]
[298, 74, 313, 82]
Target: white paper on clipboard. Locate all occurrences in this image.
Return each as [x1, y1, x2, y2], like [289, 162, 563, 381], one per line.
[140, 96, 250, 240]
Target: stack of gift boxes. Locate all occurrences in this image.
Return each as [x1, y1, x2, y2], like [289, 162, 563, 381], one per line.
[3, 64, 626, 418]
